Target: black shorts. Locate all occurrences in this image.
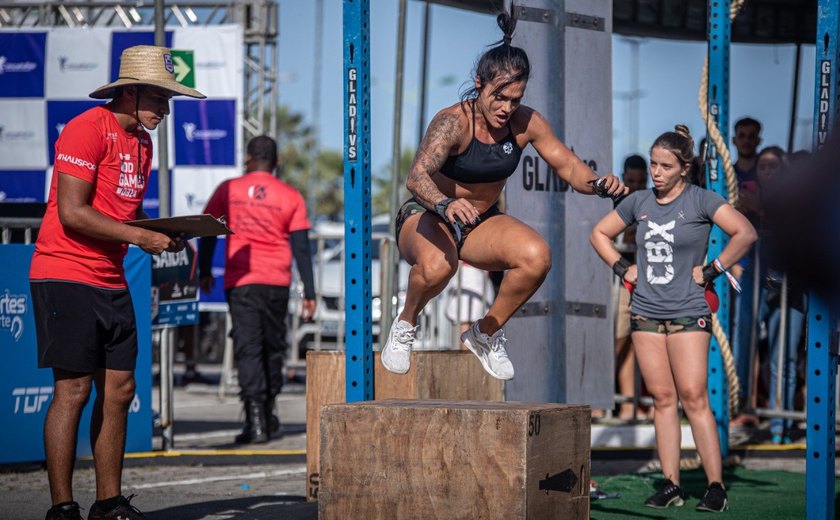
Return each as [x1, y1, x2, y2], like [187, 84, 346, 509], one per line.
[395, 197, 502, 255]
[30, 281, 138, 373]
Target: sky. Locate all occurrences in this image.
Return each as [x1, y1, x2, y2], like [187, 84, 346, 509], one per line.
[277, 0, 817, 178]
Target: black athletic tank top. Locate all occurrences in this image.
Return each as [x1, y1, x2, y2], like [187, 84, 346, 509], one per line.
[439, 108, 523, 183]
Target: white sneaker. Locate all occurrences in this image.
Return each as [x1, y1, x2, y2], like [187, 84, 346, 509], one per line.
[381, 319, 417, 374]
[461, 321, 515, 380]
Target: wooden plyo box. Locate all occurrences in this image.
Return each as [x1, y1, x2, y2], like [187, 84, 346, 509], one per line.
[319, 399, 590, 520]
[305, 351, 503, 501]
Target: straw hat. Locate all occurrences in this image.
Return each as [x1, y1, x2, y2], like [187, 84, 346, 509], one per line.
[89, 45, 205, 99]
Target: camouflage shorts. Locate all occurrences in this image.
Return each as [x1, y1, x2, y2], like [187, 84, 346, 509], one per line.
[394, 197, 501, 255]
[630, 314, 712, 335]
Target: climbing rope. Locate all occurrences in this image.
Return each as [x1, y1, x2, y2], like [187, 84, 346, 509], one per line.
[698, 0, 749, 418]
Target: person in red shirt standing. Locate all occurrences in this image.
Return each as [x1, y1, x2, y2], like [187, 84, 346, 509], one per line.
[30, 46, 204, 520]
[199, 135, 316, 444]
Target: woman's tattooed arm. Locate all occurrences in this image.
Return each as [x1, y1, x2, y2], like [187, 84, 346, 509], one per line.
[406, 111, 463, 209]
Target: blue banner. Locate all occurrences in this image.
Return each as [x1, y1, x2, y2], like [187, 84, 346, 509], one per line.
[0, 32, 46, 98]
[173, 99, 236, 165]
[110, 31, 173, 83]
[46, 101, 102, 165]
[142, 169, 163, 219]
[0, 245, 152, 464]
[198, 237, 227, 304]
[0, 171, 45, 202]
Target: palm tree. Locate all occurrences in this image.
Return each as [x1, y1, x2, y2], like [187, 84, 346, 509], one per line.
[271, 105, 344, 220]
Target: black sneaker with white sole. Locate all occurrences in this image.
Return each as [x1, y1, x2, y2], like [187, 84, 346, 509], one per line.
[696, 482, 728, 513]
[644, 479, 686, 509]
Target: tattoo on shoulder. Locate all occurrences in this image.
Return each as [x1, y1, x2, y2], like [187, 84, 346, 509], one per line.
[407, 112, 463, 208]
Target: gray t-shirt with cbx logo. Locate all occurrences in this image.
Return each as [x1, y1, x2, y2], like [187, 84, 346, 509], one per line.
[615, 183, 726, 319]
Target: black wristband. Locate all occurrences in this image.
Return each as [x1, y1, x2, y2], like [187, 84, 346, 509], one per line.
[612, 257, 632, 279]
[589, 177, 610, 198]
[434, 197, 455, 219]
[702, 263, 722, 284]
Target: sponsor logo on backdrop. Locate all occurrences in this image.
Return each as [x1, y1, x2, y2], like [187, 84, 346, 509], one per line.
[196, 60, 226, 69]
[184, 193, 208, 211]
[12, 387, 52, 414]
[0, 290, 27, 342]
[182, 122, 228, 143]
[0, 125, 36, 143]
[58, 56, 97, 72]
[0, 192, 37, 203]
[0, 56, 38, 75]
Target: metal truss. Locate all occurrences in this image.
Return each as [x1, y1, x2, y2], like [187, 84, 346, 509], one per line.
[0, 0, 278, 142]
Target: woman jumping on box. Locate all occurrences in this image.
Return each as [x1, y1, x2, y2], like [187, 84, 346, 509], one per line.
[381, 11, 627, 380]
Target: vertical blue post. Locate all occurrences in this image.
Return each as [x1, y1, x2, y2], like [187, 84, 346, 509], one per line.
[343, 0, 373, 402]
[705, 0, 731, 456]
[807, 2, 839, 518]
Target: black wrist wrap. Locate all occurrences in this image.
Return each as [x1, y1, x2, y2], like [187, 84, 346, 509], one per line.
[702, 263, 721, 284]
[434, 198, 454, 219]
[612, 257, 632, 279]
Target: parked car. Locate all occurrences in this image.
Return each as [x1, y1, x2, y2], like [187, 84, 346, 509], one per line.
[289, 215, 451, 359]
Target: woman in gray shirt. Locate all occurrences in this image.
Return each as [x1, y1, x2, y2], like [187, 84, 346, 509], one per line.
[591, 125, 756, 513]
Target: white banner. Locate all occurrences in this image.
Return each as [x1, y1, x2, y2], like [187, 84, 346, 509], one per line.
[0, 100, 47, 169]
[173, 25, 243, 99]
[171, 166, 240, 216]
[44, 166, 52, 200]
[45, 28, 110, 99]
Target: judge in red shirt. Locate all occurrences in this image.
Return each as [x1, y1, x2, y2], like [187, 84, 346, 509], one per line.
[199, 135, 316, 444]
[31, 46, 205, 520]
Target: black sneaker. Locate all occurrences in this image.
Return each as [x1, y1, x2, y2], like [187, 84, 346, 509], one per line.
[644, 479, 686, 509]
[45, 502, 83, 520]
[87, 495, 144, 520]
[696, 482, 728, 512]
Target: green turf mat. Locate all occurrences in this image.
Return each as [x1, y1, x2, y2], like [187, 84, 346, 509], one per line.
[590, 467, 840, 519]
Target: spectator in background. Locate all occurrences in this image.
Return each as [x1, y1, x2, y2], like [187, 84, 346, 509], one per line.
[755, 146, 806, 444]
[199, 135, 316, 444]
[732, 117, 762, 219]
[686, 138, 708, 188]
[31, 45, 203, 520]
[788, 149, 811, 167]
[730, 117, 763, 425]
[613, 154, 648, 419]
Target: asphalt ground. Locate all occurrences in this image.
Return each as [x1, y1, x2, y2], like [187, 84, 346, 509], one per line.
[0, 365, 831, 519]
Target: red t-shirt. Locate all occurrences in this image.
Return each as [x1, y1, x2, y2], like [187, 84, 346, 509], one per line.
[30, 105, 152, 288]
[203, 171, 310, 289]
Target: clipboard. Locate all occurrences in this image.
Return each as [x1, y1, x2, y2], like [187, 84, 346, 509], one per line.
[125, 214, 234, 238]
